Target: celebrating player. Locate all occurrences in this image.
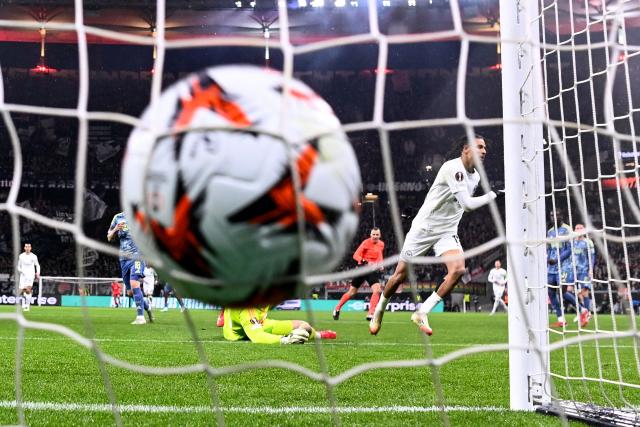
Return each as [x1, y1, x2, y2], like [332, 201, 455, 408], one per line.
[142, 263, 157, 308]
[223, 306, 337, 344]
[369, 134, 498, 335]
[570, 223, 595, 325]
[17, 243, 40, 312]
[488, 259, 508, 315]
[107, 212, 153, 324]
[161, 282, 185, 312]
[333, 227, 385, 321]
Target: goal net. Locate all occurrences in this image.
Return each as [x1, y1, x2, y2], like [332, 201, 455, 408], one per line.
[523, 0, 640, 424]
[0, 0, 638, 425]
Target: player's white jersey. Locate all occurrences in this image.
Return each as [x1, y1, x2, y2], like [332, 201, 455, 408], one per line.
[142, 266, 156, 295]
[18, 252, 40, 280]
[411, 157, 480, 232]
[488, 267, 507, 286]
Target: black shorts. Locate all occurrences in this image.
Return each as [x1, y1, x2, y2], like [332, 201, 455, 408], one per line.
[351, 271, 381, 288]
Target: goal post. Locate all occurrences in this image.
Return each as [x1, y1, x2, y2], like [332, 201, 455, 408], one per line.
[501, 0, 551, 410]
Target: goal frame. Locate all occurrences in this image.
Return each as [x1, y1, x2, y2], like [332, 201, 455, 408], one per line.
[500, 0, 551, 410]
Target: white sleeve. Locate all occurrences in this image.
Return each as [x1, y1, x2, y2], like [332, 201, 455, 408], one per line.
[17, 256, 22, 274]
[34, 255, 40, 275]
[454, 190, 496, 212]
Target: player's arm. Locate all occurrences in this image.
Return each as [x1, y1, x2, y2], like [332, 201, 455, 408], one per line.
[34, 255, 40, 279]
[454, 189, 496, 212]
[238, 313, 283, 344]
[487, 269, 495, 284]
[238, 308, 282, 344]
[498, 270, 507, 285]
[107, 221, 123, 242]
[16, 256, 22, 275]
[352, 240, 367, 264]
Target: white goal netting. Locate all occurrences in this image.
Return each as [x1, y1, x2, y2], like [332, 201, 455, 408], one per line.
[0, 0, 639, 425]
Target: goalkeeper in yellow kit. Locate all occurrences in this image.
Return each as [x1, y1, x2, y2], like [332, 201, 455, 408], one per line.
[223, 306, 337, 344]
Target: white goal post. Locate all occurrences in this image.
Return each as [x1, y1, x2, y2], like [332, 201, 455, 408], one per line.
[501, 0, 551, 411]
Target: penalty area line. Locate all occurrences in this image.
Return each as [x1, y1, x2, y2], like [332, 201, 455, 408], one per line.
[0, 400, 508, 414]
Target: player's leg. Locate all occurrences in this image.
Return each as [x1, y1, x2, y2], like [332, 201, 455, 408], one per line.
[369, 260, 408, 335]
[217, 308, 225, 327]
[288, 320, 336, 340]
[162, 284, 170, 311]
[174, 288, 186, 312]
[23, 284, 33, 311]
[413, 245, 465, 336]
[371, 226, 432, 334]
[548, 272, 567, 327]
[126, 260, 148, 324]
[490, 284, 502, 315]
[367, 282, 382, 321]
[498, 287, 508, 311]
[333, 282, 360, 320]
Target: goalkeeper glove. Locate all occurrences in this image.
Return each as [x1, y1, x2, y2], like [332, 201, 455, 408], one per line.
[280, 327, 310, 345]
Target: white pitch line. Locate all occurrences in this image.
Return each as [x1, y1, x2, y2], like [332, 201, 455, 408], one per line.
[0, 400, 508, 414]
[0, 336, 636, 349]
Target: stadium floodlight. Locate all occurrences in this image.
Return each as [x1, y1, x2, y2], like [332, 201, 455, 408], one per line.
[350, 0, 358, 5]
[298, 0, 307, 6]
[334, 0, 345, 7]
[407, 0, 416, 5]
[250, 0, 256, 6]
[310, 0, 324, 7]
[235, 0, 242, 6]
[382, 0, 391, 6]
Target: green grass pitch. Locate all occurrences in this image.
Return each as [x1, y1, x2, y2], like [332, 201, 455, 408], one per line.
[0, 306, 635, 426]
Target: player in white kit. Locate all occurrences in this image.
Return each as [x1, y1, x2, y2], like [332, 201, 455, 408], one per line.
[17, 243, 40, 312]
[369, 135, 498, 335]
[488, 259, 508, 315]
[142, 264, 157, 308]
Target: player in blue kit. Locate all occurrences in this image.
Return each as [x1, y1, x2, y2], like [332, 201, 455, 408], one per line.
[547, 212, 588, 327]
[570, 223, 595, 325]
[108, 212, 153, 324]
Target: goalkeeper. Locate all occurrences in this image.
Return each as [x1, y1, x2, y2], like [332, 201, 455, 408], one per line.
[223, 306, 336, 344]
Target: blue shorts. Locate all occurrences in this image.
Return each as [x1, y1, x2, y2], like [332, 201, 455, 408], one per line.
[576, 270, 591, 290]
[120, 259, 145, 291]
[560, 270, 574, 285]
[548, 271, 575, 287]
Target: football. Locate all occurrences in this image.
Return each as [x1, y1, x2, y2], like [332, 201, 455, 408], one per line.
[121, 65, 361, 306]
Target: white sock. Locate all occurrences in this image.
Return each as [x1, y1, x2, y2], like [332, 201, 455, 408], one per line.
[376, 294, 389, 312]
[25, 293, 32, 308]
[558, 316, 566, 323]
[21, 295, 27, 309]
[419, 292, 442, 315]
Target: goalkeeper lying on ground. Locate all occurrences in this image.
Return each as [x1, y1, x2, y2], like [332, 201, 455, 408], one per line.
[222, 306, 337, 344]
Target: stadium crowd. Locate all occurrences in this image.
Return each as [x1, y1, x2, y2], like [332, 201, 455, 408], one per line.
[0, 51, 638, 313]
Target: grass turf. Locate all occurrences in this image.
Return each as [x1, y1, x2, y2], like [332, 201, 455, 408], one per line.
[0, 306, 632, 426]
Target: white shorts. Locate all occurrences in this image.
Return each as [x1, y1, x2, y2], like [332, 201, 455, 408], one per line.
[399, 227, 463, 262]
[492, 284, 505, 299]
[143, 281, 154, 296]
[19, 276, 35, 290]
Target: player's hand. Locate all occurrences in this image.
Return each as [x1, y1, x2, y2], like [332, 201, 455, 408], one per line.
[280, 328, 309, 344]
[492, 187, 505, 198]
[116, 222, 126, 230]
